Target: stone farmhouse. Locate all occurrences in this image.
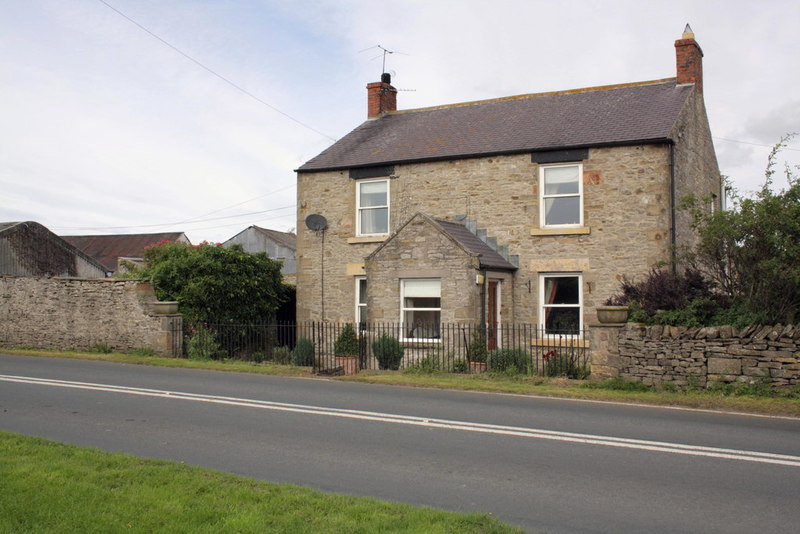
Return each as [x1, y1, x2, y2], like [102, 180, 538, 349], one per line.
[294, 27, 720, 342]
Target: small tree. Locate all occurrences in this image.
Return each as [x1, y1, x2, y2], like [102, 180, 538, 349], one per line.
[334, 324, 360, 357]
[373, 334, 404, 370]
[686, 134, 800, 324]
[121, 242, 288, 325]
[292, 337, 315, 366]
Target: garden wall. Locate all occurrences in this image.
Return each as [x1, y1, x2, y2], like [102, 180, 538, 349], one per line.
[0, 275, 181, 356]
[590, 322, 800, 387]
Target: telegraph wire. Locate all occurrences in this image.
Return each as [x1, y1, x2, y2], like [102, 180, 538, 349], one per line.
[714, 136, 800, 152]
[96, 0, 336, 142]
[52, 204, 296, 232]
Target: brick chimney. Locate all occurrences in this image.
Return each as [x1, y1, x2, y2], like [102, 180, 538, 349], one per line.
[367, 73, 397, 118]
[675, 24, 703, 93]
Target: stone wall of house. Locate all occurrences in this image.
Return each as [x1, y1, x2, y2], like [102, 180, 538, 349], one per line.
[671, 90, 721, 255]
[0, 275, 181, 356]
[591, 322, 800, 387]
[297, 143, 679, 324]
[365, 216, 480, 324]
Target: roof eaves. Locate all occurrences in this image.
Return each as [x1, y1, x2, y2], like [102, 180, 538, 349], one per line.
[297, 137, 675, 174]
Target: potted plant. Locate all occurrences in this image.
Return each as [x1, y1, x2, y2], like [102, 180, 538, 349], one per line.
[334, 323, 360, 375]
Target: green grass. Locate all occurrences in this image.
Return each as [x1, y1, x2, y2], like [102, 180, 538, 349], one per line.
[0, 431, 523, 534]
[3, 347, 800, 417]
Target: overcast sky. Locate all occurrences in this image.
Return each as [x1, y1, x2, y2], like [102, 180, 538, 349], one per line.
[2, 0, 798, 244]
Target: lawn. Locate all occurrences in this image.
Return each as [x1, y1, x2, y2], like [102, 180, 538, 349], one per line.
[0, 431, 523, 534]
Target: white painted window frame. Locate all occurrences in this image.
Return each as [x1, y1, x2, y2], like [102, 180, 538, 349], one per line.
[355, 276, 367, 326]
[539, 163, 584, 228]
[400, 278, 441, 342]
[539, 273, 583, 337]
[356, 178, 390, 236]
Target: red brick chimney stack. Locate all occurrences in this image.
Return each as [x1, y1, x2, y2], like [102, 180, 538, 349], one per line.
[675, 24, 703, 93]
[367, 73, 397, 118]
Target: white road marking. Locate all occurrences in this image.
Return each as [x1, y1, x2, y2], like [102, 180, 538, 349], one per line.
[3, 373, 800, 467]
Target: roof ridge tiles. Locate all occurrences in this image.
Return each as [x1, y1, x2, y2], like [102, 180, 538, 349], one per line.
[392, 77, 678, 115]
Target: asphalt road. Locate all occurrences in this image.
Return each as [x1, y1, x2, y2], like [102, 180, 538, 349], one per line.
[2, 353, 799, 533]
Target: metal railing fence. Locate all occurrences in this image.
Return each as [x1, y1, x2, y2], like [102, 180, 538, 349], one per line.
[179, 321, 589, 378]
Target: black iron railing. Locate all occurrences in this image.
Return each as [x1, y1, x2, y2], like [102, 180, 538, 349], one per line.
[179, 321, 589, 378]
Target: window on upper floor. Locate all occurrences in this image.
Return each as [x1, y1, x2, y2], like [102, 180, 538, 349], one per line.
[401, 278, 441, 340]
[539, 273, 582, 336]
[356, 179, 389, 236]
[540, 164, 583, 228]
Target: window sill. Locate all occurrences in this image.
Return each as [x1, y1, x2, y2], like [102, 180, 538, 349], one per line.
[532, 338, 589, 348]
[530, 227, 591, 236]
[347, 235, 388, 244]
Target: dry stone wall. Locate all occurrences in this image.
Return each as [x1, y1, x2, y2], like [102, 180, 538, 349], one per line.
[0, 275, 181, 356]
[615, 323, 800, 387]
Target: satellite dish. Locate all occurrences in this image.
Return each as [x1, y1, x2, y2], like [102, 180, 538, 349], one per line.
[305, 214, 328, 231]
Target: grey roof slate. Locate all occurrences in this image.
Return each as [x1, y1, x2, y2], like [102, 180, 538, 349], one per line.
[432, 218, 517, 272]
[252, 226, 297, 250]
[298, 79, 691, 172]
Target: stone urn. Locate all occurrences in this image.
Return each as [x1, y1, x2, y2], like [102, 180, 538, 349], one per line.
[595, 306, 629, 324]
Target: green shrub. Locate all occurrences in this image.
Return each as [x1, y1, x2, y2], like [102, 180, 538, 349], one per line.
[409, 350, 455, 373]
[292, 337, 315, 366]
[271, 346, 292, 365]
[487, 348, 531, 375]
[466, 327, 488, 363]
[334, 324, 360, 357]
[543, 351, 589, 379]
[373, 334, 404, 370]
[452, 359, 469, 373]
[186, 325, 220, 360]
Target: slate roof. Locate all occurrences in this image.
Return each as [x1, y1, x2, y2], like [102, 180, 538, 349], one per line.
[62, 232, 188, 272]
[432, 218, 517, 272]
[298, 79, 691, 172]
[1, 221, 109, 276]
[252, 226, 297, 250]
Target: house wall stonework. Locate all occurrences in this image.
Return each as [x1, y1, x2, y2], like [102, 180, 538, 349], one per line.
[671, 90, 721, 256]
[297, 143, 680, 325]
[0, 275, 181, 356]
[365, 216, 480, 323]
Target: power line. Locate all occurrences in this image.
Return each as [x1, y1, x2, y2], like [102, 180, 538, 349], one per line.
[714, 136, 800, 152]
[53, 205, 296, 232]
[165, 183, 296, 227]
[96, 0, 336, 142]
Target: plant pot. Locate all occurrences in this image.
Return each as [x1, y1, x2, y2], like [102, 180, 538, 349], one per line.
[335, 355, 359, 375]
[469, 361, 487, 374]
[596, 306, 629, 324]
[151, 301, 179, 315]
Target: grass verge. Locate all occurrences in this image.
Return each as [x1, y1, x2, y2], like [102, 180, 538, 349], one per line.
[3, 348, 799, 418]
[0, 431, 522, 534]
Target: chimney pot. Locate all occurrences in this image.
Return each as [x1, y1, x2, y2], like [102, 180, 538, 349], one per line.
[675, 25, 703, 93]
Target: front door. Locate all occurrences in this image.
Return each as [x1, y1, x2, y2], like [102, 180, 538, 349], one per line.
[487, 280, 500, 350]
